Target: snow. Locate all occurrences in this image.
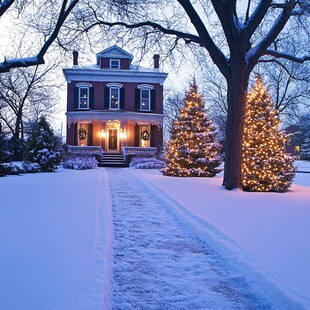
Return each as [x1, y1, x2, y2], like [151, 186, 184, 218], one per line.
[0, 161, 309, 309]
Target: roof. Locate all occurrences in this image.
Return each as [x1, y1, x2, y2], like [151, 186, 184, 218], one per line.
[96, 45, 134, 60]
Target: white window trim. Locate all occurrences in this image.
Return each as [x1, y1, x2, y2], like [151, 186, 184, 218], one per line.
[78, 87, 89, 109]
[140, 88, 151, 111]
[110, 59, 120, 69]
[109, 87, 120, 110]
[137, 84, 154, 90]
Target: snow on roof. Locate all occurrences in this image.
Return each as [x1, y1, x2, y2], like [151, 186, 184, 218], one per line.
[96, 45, 133, 60]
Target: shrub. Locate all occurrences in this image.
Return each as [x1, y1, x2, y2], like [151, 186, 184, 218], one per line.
[63, 155, 98, 170]
[24, 116, 62, 172]
[129, 157, 165, 169]
[0, 162, 23, 176]
[22, 162, 41, 173]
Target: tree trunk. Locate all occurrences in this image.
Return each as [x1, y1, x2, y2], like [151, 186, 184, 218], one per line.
[223, 64, 249, 190]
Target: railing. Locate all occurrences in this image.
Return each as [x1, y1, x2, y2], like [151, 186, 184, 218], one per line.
[122, 147, 158, 160]
[67, 145, 102, 155]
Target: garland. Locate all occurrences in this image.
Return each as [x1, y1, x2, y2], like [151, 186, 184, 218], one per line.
[78, 128, 87, 140]
[141, 130, 150, 141]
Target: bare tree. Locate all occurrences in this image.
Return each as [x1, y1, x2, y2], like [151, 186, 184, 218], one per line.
[79, 1, 310, 189]
[0, 0, 79, 73]
[0, 64, 61, 141]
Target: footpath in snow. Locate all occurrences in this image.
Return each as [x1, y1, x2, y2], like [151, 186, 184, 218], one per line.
[108, 168, 301, 309]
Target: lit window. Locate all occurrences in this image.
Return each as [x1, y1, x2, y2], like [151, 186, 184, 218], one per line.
[79, 87, 89, 109]
[140, 89, 151, 111]
[295, 146, 300, 153]
[110, 87, 120, 109]
[110, 59, 120, 69]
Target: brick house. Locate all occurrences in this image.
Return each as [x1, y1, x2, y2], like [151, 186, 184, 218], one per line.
[63, 45, 168, 162]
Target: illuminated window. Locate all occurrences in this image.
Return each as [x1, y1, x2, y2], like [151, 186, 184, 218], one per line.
[110, 87, 120, 109]
[79, 87, 89, 109]
[140, 89, 151, 111]
[295, 145, 300, 153]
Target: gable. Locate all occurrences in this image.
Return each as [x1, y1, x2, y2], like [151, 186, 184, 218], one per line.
[96, 45, 133, 61]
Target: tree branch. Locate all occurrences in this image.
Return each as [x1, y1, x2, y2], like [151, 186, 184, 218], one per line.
[0, 0, 15, 17]
[0, 0, 79, 73]
[264, 49, 310, 63]
[247, 1, 297, 69]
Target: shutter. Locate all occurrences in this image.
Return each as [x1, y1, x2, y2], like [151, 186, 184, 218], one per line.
[120, 88, 125, 109]
[150, 125, 155, 147]
[134, 124, 140, 147]
[89, 87, 94, 109]
[135, 89, 140, 111]
[151, 89, 156, 111]
[74, 87, 79, 109]
[88, 124, 93, 146]
[73, 123, 77, 145]
[104, 87, 109, 109]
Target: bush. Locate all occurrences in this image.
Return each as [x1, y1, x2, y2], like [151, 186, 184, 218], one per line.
[24, 116, 62, 172]
[129, 157, 165, 169]
[0, 162, 23, 176]
[63, 155, 98, 170]
[22, 162, 41, 173]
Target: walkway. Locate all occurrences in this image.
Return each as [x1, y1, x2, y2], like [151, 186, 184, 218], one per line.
[107, 168, 274, 309]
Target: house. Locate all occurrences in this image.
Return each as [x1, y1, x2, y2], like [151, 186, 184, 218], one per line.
[63, 45, 168, 162]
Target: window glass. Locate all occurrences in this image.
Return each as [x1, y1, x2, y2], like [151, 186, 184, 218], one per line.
[110, 59, 120, 69]
[110, 87, 120, 109]
[140, 89, 150, 110]
[79, 87, 89, 109]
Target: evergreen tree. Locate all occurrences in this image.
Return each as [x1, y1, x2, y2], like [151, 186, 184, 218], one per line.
[300, 134, 310, 161]
[0, 131, 12, 163]
[161, 82, 222, 177]
[242, 77, 295, 192]
[24, 116, 62, 172]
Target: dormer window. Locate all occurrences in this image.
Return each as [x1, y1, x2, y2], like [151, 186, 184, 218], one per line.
[110, 59, 120, 69]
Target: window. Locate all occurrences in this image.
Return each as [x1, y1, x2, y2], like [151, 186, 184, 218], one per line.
[110, 87, 120, 109]
[140, 124, 150, 147]
[110, 59, 120, 69]
[140, 89, 151, 111]
[79, 87, 89, 109]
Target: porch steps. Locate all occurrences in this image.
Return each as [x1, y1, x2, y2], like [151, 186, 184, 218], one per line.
[98, 153, 129, 168]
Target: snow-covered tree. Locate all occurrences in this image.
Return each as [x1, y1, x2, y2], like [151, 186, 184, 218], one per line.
[300, 135, 310, 161]
[242, 77, 295, 192]
[24, 116, 62, 172]
[161, 82, 222, 177]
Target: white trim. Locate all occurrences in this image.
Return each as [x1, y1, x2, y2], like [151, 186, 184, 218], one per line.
[137, 84, 154, 90]
[106, 121, 120, 153]
[63, 68, 168, 85]
[109, 87, 120, 110]
[140, 88, 151, 111]
[106, 83, 123, 88]
[78, 87, 89, 109]
[110, 59, 120, 69]
[76, 82, 92, 87]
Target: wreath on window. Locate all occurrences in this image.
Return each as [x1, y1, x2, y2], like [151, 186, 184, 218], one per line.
[78, 128, 87, 140]
[141, 130, 150, 141]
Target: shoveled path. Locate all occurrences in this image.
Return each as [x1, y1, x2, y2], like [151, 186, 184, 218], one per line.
[107, 168, 275, 309]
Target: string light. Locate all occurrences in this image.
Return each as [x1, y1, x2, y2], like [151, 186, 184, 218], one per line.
[161, 81, 222, 177]
[241, 77, 296, 192]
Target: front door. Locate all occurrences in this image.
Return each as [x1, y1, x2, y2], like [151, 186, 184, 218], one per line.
[108, 128, 119, 152]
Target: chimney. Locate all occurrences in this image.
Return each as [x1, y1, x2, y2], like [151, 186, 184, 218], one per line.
[73, 50, 78, 66]
[153, 54, 160, 69]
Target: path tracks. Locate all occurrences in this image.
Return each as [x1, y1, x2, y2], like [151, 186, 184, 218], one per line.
[107, 168, 275, 309]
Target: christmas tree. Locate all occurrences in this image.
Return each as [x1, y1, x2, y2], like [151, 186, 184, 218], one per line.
[242, 77, 295, 192]
[24, 116, 62, 172]
[161, 81, 222, 177]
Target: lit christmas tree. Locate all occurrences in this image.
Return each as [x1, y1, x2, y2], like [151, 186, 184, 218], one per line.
[161, 81, 222, 177]
[242, 77, 296, 192]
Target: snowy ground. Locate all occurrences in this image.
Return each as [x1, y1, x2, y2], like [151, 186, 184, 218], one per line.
[0, 161, 309, 309]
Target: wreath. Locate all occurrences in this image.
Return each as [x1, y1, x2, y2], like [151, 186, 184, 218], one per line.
[78, 128, 87, 140]
[141, 130, 150, 141]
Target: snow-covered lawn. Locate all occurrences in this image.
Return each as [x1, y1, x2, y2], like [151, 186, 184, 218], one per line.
[0, 161, 309, 309]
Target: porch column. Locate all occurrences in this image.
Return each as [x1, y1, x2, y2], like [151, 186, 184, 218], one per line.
[99, 119, 102, 157]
